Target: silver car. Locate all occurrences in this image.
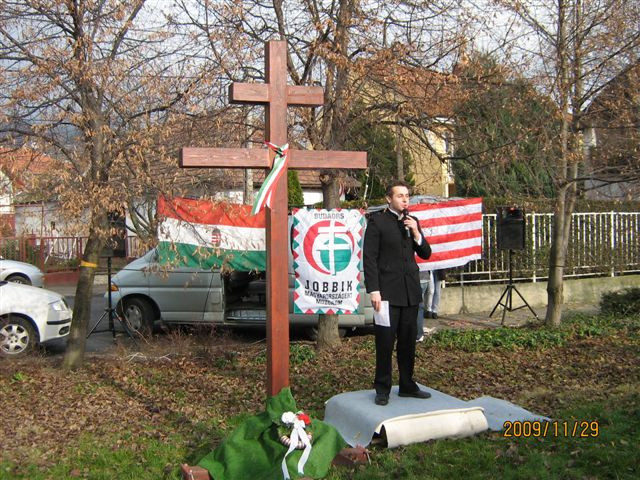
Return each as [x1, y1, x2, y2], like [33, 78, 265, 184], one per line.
[0, 257, 45, 287]
[108, 249, 372, 336]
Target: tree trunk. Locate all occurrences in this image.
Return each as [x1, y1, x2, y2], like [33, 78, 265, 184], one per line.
[62, 213, 107, 370]
[244, 169, 254, 204]
[243, 111, 254, 205]
[396, 120, 404, 180]
[546, 0, 570, 328]
[546, 177, 577, 327]
[314, 0, 355, 350]
[316, 170, 342, 350]
[545, 189, 567, 327]
[316, 312, 340, 350]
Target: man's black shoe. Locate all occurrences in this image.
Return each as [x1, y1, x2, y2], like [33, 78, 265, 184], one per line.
[398, 390, 431, 399]
[432, 313, 438, 319]
[374, 393, 389, 406]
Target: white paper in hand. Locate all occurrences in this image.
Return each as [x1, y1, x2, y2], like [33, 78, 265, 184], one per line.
[373, 300, 390, 327]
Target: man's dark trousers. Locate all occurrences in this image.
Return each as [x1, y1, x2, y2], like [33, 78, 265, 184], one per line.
[374, 304, 419, 395]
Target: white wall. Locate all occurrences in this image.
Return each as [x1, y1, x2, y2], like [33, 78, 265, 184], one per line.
[303, 190, 323, 206]
[0, 171, 14, 215]
[15, 202, 89, 237]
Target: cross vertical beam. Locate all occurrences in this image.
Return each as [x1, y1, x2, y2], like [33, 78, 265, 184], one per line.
[264, 42, 289, 396]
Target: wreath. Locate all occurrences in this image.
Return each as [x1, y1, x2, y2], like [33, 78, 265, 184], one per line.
[278, 411, 313, 450]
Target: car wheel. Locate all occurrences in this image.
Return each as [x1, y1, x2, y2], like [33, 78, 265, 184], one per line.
[0, 315, 38, 357]
[304, 326, 347, 341]
[121, 298, 154, 336]
[5, 274, 31, 286]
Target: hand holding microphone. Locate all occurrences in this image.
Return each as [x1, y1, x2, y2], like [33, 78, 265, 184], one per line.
[402, 209, 414, 238]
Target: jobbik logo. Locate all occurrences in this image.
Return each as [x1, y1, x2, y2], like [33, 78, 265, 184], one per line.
[301, 216, 357, 297]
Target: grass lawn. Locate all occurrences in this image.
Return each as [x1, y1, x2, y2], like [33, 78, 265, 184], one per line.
[1, 312, 638, 480]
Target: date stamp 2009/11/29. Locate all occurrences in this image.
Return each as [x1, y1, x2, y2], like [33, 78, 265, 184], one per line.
[503, 420, 600, 438]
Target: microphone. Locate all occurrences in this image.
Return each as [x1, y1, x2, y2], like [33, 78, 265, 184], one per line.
[402, 209, 411, 238]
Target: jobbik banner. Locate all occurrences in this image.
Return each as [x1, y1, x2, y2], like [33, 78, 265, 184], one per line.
[292, 209, 364, 315]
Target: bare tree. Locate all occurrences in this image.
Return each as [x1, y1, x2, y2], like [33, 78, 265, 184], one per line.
[0, 0, 212, 367]
[488, 0, 640, 326]
[177, 0, 463, 348]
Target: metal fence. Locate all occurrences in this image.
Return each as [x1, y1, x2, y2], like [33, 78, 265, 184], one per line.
[125, 235, 149, 259]
[0, 235, 144, 272]
[0, 236, 86, 272]
[1, 211, 638, 281]
[456, 211, 640, 285]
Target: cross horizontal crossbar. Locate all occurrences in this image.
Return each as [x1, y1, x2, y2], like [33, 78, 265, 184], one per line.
[229, 83, 324, 107]
[180, 148, 367, 170]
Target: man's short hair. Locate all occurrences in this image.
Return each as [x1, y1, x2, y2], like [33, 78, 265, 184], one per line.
[385, 180, 412, 198]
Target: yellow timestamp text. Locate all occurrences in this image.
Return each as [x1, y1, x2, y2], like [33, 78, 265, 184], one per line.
[503, 420, 600, 438]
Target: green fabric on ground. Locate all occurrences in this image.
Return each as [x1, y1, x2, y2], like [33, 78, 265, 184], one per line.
[197, 388, 346, 480]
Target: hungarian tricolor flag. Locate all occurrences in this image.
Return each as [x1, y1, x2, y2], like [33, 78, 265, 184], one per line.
[409, 198, 483, 271]
[157, 196, 266, 271]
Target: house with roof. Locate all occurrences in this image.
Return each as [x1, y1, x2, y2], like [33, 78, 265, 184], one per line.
[0, 147, 76, 237]
[582, 62, 640, 200]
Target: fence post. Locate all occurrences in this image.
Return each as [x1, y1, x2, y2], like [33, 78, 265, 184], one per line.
[458, 270, 469, 314]
[20, 236, 26, 262]
[610, 211, 615, 277]
[38, 236, 45, 271]
[77, 237, 83, 261]
[531, 212, 537, 283]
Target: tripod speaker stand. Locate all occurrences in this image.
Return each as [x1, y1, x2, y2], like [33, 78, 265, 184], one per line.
[490, 249, 539, 325]
[86, 251, 136, 344]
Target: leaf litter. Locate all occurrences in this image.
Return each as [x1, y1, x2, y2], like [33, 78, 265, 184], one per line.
[0, 327, 638, 469]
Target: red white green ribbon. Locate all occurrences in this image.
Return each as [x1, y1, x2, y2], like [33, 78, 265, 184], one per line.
[251, 142, 290, 216]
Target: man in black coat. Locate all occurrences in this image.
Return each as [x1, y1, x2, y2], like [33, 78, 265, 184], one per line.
[363, 181, 432, 405]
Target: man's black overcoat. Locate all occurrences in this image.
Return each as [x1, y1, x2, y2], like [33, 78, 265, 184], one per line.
[363, 209, 432, 306]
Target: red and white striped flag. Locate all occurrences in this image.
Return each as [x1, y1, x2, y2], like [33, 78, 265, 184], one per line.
[409, 198, 483, 271]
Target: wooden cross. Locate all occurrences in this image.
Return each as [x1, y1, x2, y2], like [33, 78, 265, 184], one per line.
[180, 40, 367, 397]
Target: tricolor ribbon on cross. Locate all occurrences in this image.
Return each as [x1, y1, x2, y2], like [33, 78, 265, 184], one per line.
[251, 142, 290, 216]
